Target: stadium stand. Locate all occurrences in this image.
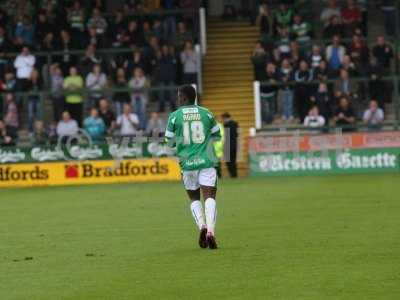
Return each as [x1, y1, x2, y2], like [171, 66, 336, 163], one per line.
[0, 0, 199, 146]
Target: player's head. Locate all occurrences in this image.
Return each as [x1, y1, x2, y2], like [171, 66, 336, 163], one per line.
[178, 85, 197, 106]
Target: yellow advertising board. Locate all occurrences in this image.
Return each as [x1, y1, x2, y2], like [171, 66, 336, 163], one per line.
[0, 158, 181, 188]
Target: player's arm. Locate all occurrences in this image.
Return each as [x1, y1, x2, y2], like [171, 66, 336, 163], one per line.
[165, 113, 176, 147]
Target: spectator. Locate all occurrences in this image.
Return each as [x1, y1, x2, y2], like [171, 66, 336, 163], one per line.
[334, 69, 358, 101]
[84, 107, 106, 142]
[0, 26, 12, 76]
[125, 49, 147, 76]
[349, 34, 369, 74]
[279, 58, 294, 122]
[333, 96, 356, 131]
[80, 44, 102, 76]
[156, 45, 177, 112]
[320, 0, 341, 28]
[180, 41, 198, 84]
[3, 93, 19, 131]
[276, 27, 291, 59]
[163, 1, 177, 42]
[363, 99, 384, 131]
[310, 82, 332, 122]
[27, 69, 43, 132]
[291, 14, 311, 51]
[98, 98, 115, 133]
[0, 119, 17, 146]
[372, 35, 393, 73]
[32, 120, 48, 146]
[14, 46, 36, 92]
[116, 103, 140, 136]
[129, 67, 149, 129]
[63, 66, 84, 125]
[251, 42, 267, 81]
[49, 64, 65, 121]
[294, 60, 314, 121]
[275, 4, 294, 37]
[175, 22, 193, 51]
[341, 55, 358, 76]
[56, 111, 79, 143]
[256, 3, 273, 44]
[309, 45, 324, 69]
[35, 11, 52, 44]
[57, 30, 77, 73]
[113, 68, 130, 116]
[87, 7, 107, 36]
[341, 0, 361, 35]
[1, 72, 16, 92]
[121, 20, 144, 48]
[323, 15, 345, 39]
[368, 58, 386, 108]
[326, 35, 346, 72]
[146, 112, 165, 137]
[260, 62, 279, 124]
[68, 1, 85, 45]
[15, 15, 34, 46]
[109, 10, 126, 48]
[381, 0, 396, 37]
[304, 106, 326, 128]
[86, 64, 107, 108]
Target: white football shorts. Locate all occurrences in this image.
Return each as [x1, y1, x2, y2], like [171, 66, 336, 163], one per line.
[182, 167, 217, 190]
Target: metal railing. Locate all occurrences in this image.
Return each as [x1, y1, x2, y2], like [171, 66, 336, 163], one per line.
[253, 75, 400, 131]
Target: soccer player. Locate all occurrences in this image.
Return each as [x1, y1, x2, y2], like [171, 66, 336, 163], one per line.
[165, 85, 221, 249]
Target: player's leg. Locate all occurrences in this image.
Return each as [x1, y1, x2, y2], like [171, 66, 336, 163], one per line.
[182, 171, 207, 248]
[199, 168, 218, 249]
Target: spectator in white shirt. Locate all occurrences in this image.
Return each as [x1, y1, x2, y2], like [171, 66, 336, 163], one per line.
[363, 99, 384, 131]
[14, 46, 36, 91]
[116, 104, 140, 136]
[304, 106, 326, 128]
[86, 64, 107, 108]
[180, 41, 198, 84]
[57, 111, 79, 143]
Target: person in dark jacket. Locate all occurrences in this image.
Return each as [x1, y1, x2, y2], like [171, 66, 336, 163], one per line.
[156, 44, 177, 112]
[222, 112, 238, 178]
[372, 35, 393, 73]
[259, 62, 280, 124]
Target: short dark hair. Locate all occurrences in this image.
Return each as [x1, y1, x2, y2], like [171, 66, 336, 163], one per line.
[179, 85, 196, 104]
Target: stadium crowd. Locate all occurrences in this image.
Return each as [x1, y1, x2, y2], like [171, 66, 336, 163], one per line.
[252, 0, 398, 130]
[0, 0, 198, 146]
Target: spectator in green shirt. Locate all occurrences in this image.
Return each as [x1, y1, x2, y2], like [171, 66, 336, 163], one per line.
[63, 66, 84, 125]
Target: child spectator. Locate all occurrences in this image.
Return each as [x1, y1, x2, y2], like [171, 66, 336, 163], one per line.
[84, 107, 106, 142]
[304, 106, 325, 128]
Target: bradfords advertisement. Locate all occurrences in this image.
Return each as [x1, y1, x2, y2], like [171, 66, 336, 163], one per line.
[0, 158, 180, 188]
[249, 131, 400, 176]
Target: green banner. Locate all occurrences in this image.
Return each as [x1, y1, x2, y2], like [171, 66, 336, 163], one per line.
[250, 148, 400, 176]
[0, 142, 175, 164]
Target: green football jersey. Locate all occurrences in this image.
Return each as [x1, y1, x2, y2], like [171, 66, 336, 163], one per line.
[165, 105, 221, 171]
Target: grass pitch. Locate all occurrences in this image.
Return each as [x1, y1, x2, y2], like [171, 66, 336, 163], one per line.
[1, 174, 400, 300]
